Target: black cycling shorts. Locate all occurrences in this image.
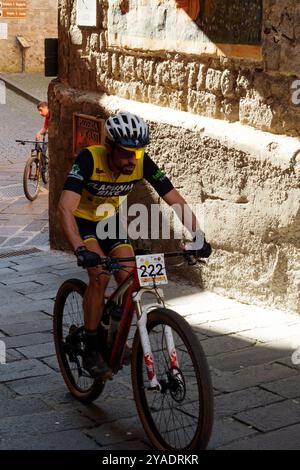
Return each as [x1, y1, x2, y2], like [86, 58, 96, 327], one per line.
[75, 214, 131, 256]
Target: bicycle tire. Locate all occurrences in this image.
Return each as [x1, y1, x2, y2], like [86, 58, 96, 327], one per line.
[41, 150, 49, 185]
[131, 307, 214, 450]
[23, 156, 40, 201]
[41, 162, 49, 185]
[53, 278, 105, 402]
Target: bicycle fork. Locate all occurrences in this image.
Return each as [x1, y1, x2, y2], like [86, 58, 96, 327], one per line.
[133, 289, 179, 390]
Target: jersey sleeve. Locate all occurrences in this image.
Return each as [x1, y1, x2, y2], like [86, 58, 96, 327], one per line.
[143, 153, 174, 197]
[63, 149, 94, 195]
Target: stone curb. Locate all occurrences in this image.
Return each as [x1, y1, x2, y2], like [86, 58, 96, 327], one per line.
[0, 74, 41, 105]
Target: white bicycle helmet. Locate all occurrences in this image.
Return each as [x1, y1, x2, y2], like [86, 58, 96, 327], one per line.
[105, 111, 150, 147]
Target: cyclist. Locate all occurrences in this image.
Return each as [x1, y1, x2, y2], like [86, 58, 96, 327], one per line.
[58, 111, 212, 380]
[36, 101, 49, 141]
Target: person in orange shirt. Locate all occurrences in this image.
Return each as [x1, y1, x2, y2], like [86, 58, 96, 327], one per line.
[36, 101, 49, 141]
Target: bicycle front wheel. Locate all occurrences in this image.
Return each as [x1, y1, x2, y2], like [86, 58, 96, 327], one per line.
[131, 308, 214, 450]
[41, 151, 49, 185]
[23, 156, 40, 201]
[53, 278, 105, 402]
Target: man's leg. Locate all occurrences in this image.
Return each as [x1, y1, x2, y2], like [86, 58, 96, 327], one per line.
[109, 243, 135, 284]
[82, 238, 111, 379]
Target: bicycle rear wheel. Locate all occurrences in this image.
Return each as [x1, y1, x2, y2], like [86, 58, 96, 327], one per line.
[53, 278, 105, 402]
[131, 307, 214, 450]
[23, 156, 40, 201]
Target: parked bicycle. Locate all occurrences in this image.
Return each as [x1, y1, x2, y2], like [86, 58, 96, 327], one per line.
[53, 248, 214, 450]
[16, 136, 49, 201]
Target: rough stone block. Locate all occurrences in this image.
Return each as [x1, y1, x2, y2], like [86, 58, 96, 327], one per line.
[239, 98, 274, 130]
[206, 68, 222, 96]
[221, 69, 236, 98]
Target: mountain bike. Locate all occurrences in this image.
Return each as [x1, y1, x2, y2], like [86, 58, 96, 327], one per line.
[53, 249, 214, 450]
[16, 136, 49, 201]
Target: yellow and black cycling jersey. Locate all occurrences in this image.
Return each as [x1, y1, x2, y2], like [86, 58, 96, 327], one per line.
[63, 145, 174, 222]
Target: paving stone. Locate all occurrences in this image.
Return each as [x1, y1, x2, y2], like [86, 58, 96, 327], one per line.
[219, 423, 300, 450]
[3, 332, 52, 349]
[276, 356, 300, 370]
[0, 311, 50, 326]
[0, 429, 100, 450]
[41, 389, 78, 407]
[0, 261, 15, 269]
[100, 439, 152, 450]
[214, 387, 282, 418]
[0, 319, 53, 336]
[0, 397, 50, 419]
[0, 267, 18, 279]
[0, 298, 54, 316]
[73, 397, 138, 425]
[13, 281, 47, 294]
[208, 417, 257, 449]
[6, 349, 25, 362]
[235, 400, 300, 432]
[261, 375, 300, 399]
[40, 355, 59, 372]
[199, 315, 282, 338]
[0, 383, 16, 399]
[4, 273, 61, 285]
[17, 342, 55, 359]
[0, 359, 54, 383]
[86, 415, 144, 446]
[23, 289, 58, 301]
[7, 370, 67, 396]
[23, 220, 48, 232]
[239, 323, 300, 343]
[0, 410, 94, 438]
[209, 344, 290, 372]
[1, 237, 29, 247]
[201, 335, 255, 357]
[212, 363, 298, 392]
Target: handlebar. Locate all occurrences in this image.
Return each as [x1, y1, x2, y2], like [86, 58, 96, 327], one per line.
[16, 140, 48, 145]
[77, 249, 206, 270]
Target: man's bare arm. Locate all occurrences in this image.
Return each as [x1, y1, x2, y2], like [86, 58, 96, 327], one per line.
[162, 188, 200, 235]
[57, 190, 84, 250]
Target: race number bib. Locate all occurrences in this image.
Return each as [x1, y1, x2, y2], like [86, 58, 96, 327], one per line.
[136, 254, 168, 287]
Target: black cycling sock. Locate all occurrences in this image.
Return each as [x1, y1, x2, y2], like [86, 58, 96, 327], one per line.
[85, 329, 99, 352]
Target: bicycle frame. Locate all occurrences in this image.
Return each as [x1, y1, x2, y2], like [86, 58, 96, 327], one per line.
[106, 265, 179, 390]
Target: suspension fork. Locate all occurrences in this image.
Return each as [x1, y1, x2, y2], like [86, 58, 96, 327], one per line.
[133, 287, 179, 389]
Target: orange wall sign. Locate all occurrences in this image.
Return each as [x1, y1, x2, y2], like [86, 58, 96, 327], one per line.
[0, 1, 27, 18]
[73, 113, 105, 157]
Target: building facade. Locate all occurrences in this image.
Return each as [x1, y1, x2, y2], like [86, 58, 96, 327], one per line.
[0, 0, 58, 72]
[49, 0, 300, 312]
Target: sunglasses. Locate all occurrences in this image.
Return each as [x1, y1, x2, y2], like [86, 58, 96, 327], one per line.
[118, 145, 145, 159]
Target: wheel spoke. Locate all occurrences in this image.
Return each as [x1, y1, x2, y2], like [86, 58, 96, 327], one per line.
[133, 309, 213, 450]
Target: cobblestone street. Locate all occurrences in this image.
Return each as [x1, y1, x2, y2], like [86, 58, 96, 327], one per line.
[0, 79, 300, 450]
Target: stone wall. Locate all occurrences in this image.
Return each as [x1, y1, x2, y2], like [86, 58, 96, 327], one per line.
[57, 0, 300, 138]
[48, 0, 300, 313]
[0, 0, 58, 73]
